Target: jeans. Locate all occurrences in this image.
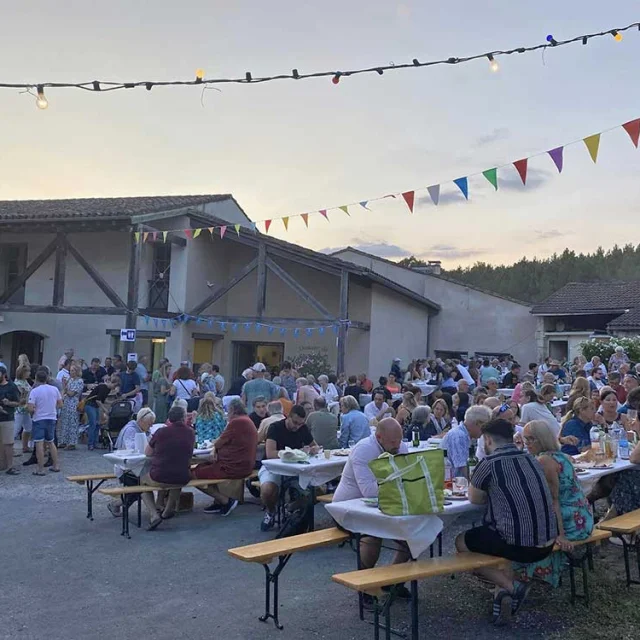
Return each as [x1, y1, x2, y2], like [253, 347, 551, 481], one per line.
[85, 404, 100, 448]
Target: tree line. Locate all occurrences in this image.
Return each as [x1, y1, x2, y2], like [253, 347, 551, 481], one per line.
[398, 244, 640, 302]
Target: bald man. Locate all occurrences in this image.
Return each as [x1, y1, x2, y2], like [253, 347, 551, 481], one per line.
[333, 418, 411, 603]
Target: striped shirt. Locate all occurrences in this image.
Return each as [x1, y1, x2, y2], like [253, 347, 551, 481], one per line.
[471, 444, 557, 548]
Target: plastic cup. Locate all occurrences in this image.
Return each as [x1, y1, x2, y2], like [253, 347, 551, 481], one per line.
[324, 450, 332, 460]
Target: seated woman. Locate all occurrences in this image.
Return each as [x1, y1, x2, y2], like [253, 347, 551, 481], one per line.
[404, 405, 436, 440]
[194, 392, 226, 446]
[395, 391, 418, 428]
[453, 391, 471, 423]
[596, 388, 628, 430]
[515, 420, 594, 588]
[428, 398, 450, 435]
[385, 372, 402, 395]
[559, 396, 595, 456]
[338, 395, 370, 448]
[168, 398, 195, 429]
[141, 405, 195, 530]
[520, 385, 560, 438]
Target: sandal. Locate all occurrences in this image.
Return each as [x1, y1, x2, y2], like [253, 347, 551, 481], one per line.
[6, 468, 20, 475]
[48, 468, 61, 473]
[32, 471, 47, 476]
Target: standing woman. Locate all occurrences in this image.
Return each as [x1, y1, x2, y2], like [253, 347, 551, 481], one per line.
[59, 364, 84, 450]
[13, 365, 33, 454]
[153, 361, 172, 423]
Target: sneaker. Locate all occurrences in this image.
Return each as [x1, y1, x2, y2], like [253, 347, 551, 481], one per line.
[511, 581, 532, 616]
[261, 511, 276, 531]
[382, 584, 411, 600]
[203, 502, 224, 514]
[6, 468, 20, 475]
[220, 499, 238, 517]
[492, 589, 511, 625]
[107, 502, 121, 518]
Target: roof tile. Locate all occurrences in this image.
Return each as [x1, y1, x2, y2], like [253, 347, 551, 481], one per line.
[531, 281, 640, 315]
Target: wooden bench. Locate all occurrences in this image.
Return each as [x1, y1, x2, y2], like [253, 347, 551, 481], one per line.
[333, 553, 509, 640]
[66, 473, 116, 521]
[228, 527, 351, 629]
[598, 508, 640, 587]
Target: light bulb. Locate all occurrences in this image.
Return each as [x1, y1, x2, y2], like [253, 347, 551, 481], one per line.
[612, 30, 623, 42]
[487, 54, 499, 73]
[332, 74, 340, 84]
[36, 86, 48, 110]
[195, 68, 205, 80]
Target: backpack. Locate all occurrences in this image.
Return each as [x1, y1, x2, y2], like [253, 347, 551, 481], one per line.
[201, 374, 217, 394]
[275, 504, 311, 539]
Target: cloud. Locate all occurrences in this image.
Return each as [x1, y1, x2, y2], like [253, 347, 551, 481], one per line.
[418, 244, 488, 260]
[534, 230, 566, 241]
[498, 167, 553, 192]
[473, 128, 511, 148]
[319, 241, 412, 259]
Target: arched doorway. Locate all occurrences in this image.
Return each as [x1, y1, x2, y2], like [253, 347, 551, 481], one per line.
[0, 331, 45, 376]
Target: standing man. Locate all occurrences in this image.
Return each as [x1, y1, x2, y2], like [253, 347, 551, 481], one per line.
[27, 368, 62, 475]
[0, 365, 21, 475]
[135, 356, 151, 407]
[226, 368, 253, 398]
[58, 348, 74, 371]
[279, 361, 298, 400]
[211, 364, 225, 398]
[241, 363, 281, 409]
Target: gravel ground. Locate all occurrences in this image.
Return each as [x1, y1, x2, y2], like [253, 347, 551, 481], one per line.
[1, 443, 639, 640]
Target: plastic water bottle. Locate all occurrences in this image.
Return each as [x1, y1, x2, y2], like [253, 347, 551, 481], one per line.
[611, 423, 623, 458]
[619, 433, 630, 460]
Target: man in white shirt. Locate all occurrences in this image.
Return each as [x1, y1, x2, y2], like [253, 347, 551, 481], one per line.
[333, 418, 411, 602]
[28, 369, 63, 475]
[584, 356, 607, 378]
[56, 360, 71, 387]
[363, 390, 395, 423]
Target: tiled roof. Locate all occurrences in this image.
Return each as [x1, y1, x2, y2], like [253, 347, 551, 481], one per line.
[608, 307, 640, 329]
[530, 281, 640, 315]
[0, 195, 231, 223]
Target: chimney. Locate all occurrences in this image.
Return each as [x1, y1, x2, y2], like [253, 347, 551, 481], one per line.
[411, 260, 441, 276]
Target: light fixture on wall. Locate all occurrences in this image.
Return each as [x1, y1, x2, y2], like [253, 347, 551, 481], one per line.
[151, 338, 166, 344]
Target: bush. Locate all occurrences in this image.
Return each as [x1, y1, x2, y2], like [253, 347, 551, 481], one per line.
[579, 336, 640, 364]
[288, 352, 334, 378]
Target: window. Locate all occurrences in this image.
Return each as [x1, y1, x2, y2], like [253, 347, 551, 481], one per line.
[147, 243, 171, 310]
[0, 244, 27, 304]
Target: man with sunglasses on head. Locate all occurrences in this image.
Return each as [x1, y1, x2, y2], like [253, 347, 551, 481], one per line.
[442, 405, 492, 477]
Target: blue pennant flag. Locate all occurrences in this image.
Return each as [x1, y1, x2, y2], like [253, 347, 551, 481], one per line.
[305, 328, 313, 337]
[267, 326, 275, 335]
[144, 315, 150, 325]
[332, 324, 339, 335]
[231, 323, 238, 333]
[318, 326, 325, 335]
[196, 317, 202, 325]
[219, 322, 227, 331]
[293, 328, 300, 338]
[279, 327, 287, 336]
[255, 323, 262, 333]
[360, 201, 370, 210]
[153, 318, 158, 328]
[208, 319, 213, 328]
[249, 222, 257, 233]
[453, 177, 469, 200]
[244, 322, 252, 331]
[161, 319, 167, 328]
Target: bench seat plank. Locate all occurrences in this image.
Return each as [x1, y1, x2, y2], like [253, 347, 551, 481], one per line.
[228, 527, 350, 564]
[597, 510, 640, 535]
[553, 529, 610, 551]
[66, 474, 116, 484]
[316, 494, 333, 504]
[98, 478, 233, 496]
[333, 553, 508, 592]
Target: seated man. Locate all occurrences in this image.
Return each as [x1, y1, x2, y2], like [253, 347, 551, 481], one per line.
[363, 390, 395, 423]
[333, 418, 411, 605]
[192, 398, 257, 516]
[455, 418, 557, 624]
[141, 405, 195, 531]
[249, 396, 268, 429]
[443, 405, 491, 476]
[259, 404, 319, 531]
[306, 396, 339, 450]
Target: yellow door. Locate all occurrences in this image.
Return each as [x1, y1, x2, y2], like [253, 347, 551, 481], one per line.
[193, 339, 214, 368]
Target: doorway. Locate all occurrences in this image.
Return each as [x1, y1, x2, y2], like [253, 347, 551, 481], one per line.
[232, 341, 284, 377]
[0, 331, 44, 376]
[548, 340, 569, 362]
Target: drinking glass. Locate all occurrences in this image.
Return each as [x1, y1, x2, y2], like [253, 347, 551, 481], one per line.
[453, 476, 468, 496]
[315, 446, 324, 459]
[628, 409, 638, 422]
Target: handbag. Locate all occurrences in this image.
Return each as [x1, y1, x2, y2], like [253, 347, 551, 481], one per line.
[368, 449, 444, 516]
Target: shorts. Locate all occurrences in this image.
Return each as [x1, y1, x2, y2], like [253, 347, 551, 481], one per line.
[258, 465, 302, 490]
[464, 525, 555, 564]
[0, 422, 13, 445]
[32, 419, 57, 443]
[14, 412, 32, 434]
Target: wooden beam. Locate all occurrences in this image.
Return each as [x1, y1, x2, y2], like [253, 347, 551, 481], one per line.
[188, 257, 259, 316]
[52, 234, 67, 307]
[65, 238, 127, 308]
[0, 304, 127, 315]
[0, 236, 58, 304]
[125, 224, 143, 351]
[337, 270, 349, 375]
[256, 242, 267, 318]
[265, 257, 334, 319]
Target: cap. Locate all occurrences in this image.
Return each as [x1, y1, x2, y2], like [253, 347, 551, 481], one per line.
[393, 357, 401, 362]
[252, 362, 266, 372]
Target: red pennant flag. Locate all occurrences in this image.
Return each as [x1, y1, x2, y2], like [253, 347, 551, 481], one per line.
[513, 158, 528, 185]
[623, 119, 640, 148]
[319, 209, 328, 221]
[184, 229, 193, 239]
[264, 220, 272, 233]
[301, 213, 309, 227]
[220, 225, 227, 239]
[401, 191, 415, 213]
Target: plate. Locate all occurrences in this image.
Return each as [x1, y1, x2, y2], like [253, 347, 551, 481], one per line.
[593, 463, 615, 469]
[332, 449, 351, 457]
[575, 469, 589, 475]
[447, 495, 469, 501]
[362, 498, 379, 508]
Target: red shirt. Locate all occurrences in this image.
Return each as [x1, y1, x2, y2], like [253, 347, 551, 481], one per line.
[149, 421, 195, 485]
[614, 385, 627, 404]
[361, 378, 373, 393]
[212, 415, 258, 478]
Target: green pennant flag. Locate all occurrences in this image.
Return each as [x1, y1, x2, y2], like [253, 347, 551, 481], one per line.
[482, 168, 498, 190]
[234, 224, 241, 236]
[339, 205, 350, 216]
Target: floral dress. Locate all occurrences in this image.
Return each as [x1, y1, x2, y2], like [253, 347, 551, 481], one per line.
[60, 377, 85, 446]
[514, 451, 593, 587]
[194, 412, 226, 447]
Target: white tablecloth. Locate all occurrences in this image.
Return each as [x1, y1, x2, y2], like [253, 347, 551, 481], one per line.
[261, 455, 348, 490]
[103, 450, 149, 476]
[498, 388, 514, 397]
[413, 383, 438, 396]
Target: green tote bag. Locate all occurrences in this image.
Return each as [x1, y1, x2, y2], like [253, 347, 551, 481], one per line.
[368, 449, 445, 516]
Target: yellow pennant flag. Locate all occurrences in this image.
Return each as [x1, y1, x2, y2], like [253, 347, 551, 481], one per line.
[162, 231, 168, 243]
[282, 217, 289, 231]
[339, 205, 350, 216]
[134, 232, 141, 243]
[234, 224, 241, 236]
[193, 228, 202, 239]
[142, 232, 150, 242]
[583, 134, 601, 163]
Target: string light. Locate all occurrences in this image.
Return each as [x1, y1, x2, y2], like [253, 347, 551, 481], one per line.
[487, 54, 499, 72]
[332, 73, 341, 85]
[195, 68, 205, 83]
[35, 85, 48, 110]
[546, 34, 558, 46]
[612, 30, 623, 42]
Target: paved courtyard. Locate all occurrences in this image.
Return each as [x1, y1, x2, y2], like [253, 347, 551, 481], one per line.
[2, 445, 639, 640]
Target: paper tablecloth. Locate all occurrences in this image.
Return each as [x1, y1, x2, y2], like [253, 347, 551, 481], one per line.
[261, 456, 348, 489]
[103, 450, 149, 477]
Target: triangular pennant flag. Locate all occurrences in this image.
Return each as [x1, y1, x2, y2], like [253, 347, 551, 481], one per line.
[427, 185, 440, 206]
[318, 326, 325, 335]
[305, 328, 313, 337]
[264, 220, 272, 233]
[244, 322, 251, 331]
[267, 326, 275, 335]
[144, 315, 150, 325]
[161, 318, 167, 327]
[234, 224, 241, 236]
[255, 323, 262, 333]
[208, 319, 213, 328]
[208, 227, 215, 237]
[143, 232, 150, 242]
[513, 158, 528, 185]
[293, 328, 301, 338]
[184, 229, 193, 239]
[150, 232, 157, 242]
[301, 213, 309, 227]
[193, 228, 202, 239]
[153, 318, 158, 328]
[231, 323, 238, 332]
[219, 322, 226, 331]
[482, 168, 498, 190]
[583, 134, 601, 163]
[279, 327, 287, 336]
[339, 205, 350, 216]
[249, 222, 257, 233]
[547, 147, 564, 173]
[453, 177, 468, 200]
[360, 201, 370, 210]
[220, 226, 227, 239]
[319, 209, 328, 221]
[401, 191, 415, 213]
[134, 232, 141, 243]
[282, 217, 289, 231]
[332, 324, 339, 335]
[196, 317, 203, 324]
[623, 119, 640, 148]
[162, 231, 168, 243]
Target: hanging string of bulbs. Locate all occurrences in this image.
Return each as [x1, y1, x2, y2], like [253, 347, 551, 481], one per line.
[12, 21, 639, 110]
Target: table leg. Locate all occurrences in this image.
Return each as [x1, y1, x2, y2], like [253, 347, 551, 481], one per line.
[410, 580, 419, 640]
[86, 480, 94, 520]
[308, 486, 316, 532]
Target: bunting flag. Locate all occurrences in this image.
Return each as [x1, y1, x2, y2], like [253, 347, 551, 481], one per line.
[293, 328, 301, 337]
[264, 220, 272, 233]
[244, 322, 251, 331]
[134, 231, 141, 243]
[161, 319, 167, 328]
[339, 205, 350, 216]
[231, 323, 238, 332]
[153, 318, 158, 328]
[267, 326, 275, 335]
[143, 232, 150, 242]
[427, 184, 440, 206]
[282, 216, 289, 231]
[193, 228, 202, 239]
[249, 222, 257, 233]
[151, 232, 157, 242]
[623, 119, 640, 148]
[234, 223, 241, 236]
[144, 315, 150, 324]
[219, 322, 226, 331]
[318, 326, 325, 335]
[360, 201, 370, 210]
[332, 325, 339, 335]
[513, 158, 528, 185]
[220, 225, 227, 239]
[208, 319, 213, 328]
[401, 190, 415, 213]
[255, 323, 262, 333]
[453, 177, 468, 200]
[482, 168, 498, 191]
[301, 213, 309, 227]
[208, 227, 215, 237]
[305, 328, 313, 337]
[184, 229, 193, 239]
[548, 147, 564, 173]
[319, 209, 328, 220]
[279, 327, 287, 336]
[583, 134, 601, 163]
[162, 231, 168, 243]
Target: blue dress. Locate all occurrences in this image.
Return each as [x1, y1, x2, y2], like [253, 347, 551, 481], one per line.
[195, 412, 226, 446]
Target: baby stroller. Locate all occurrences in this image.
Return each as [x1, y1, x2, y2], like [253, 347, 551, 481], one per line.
[100, 400, 134, 451]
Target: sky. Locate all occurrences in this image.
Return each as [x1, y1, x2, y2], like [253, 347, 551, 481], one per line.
[1, 1, 640, 268]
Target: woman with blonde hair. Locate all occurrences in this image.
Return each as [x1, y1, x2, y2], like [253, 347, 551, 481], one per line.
[13, 364, 33, 453]
[338, 395, 370, 448]
[58, 364, 85, 451]
[194, 392, 226, 446]
[395, 391, 418, 428]
[559, 396, 595, 456]
[429, 398, 450, 434]
[520, 384, 559, 438]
